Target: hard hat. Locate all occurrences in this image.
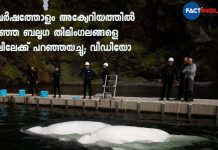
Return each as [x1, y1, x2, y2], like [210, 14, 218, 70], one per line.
[103, 62, 108, 67]
[85, 62, 90, 66]
[168, 57, 174, 62]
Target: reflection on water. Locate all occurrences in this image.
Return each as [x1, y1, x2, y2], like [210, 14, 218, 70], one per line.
[0, 104, 217, 150]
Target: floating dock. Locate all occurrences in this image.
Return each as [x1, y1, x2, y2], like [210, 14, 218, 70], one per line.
[0, 94, 218, 120]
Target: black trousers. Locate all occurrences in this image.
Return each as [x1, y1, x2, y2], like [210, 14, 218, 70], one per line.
[103, 79, 110, 92]
[53, 83, 61, 96]
[177, 80, 184, 99]
[30, 84, 38, 96]
[184, 78, 194, 101]
[83, 79, 92, 98]
[161, 79, 173, 99]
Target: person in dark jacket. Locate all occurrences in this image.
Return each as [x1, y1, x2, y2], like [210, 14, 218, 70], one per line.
[159, 57, 178, 100]
[102, 63, 110, 86]
[80, 62, 95, 99]
[53, 67, 61, 98]
[27, 66, 39, 96]
[102, 62, 110, 93]
[175, 57, 188, 100]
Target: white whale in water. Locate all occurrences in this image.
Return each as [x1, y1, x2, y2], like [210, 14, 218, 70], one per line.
[22, 121, 208, 150]
[26, 121, 110, 135]
[78, 125, 170, 144]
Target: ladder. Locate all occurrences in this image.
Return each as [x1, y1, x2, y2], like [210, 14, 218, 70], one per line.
[102, 75, 118, 99]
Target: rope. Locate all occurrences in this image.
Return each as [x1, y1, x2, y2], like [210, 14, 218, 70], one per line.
[177, 100, 181, 120]
[124, 101, 126, 115]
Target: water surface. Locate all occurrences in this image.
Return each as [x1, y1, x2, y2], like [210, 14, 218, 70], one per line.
[0, 104, 217, 150]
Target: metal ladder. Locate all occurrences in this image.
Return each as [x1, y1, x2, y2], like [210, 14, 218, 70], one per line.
[102, 75, 118, 99]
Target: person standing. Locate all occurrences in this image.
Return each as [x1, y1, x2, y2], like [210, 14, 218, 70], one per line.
[102, 62, 110, 86]
[27, 66, 39, 96]
[159, 57, 178, 100]
[53, 67, 61, 98]
[80, 62, 95, 99]
[182, 58, 197, 102]
[175, 57, 188, 100]
[102, 63, 110, 95]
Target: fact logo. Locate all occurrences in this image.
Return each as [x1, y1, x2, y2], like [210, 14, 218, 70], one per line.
[183, 2, 200, 20]
[183, 1, 218, 21]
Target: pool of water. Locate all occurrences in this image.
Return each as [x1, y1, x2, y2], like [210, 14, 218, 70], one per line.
[2, 84, 218, 99]
[0, 104, 217, 150]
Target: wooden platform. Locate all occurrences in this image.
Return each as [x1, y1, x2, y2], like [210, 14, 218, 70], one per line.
[0, 94, 218, 120]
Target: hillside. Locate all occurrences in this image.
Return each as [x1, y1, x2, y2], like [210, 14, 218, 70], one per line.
[0, 0, 218, 84]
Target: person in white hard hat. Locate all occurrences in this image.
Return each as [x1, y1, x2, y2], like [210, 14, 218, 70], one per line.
[159, 57, 178, 100]
[80, 62, 95, 99]
[102, 63, 110, 92]
[102, 63, 110, 84]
